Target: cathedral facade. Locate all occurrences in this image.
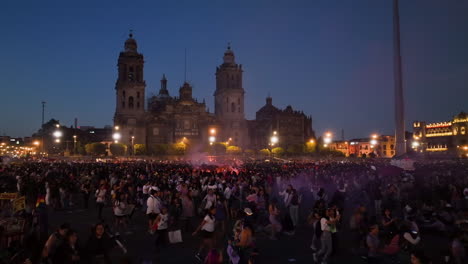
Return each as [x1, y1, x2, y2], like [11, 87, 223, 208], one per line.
[113, 34, 314, 151]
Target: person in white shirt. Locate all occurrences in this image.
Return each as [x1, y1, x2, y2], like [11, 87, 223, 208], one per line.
[146, 190, 161, 234]
[314, 209, 339, 264]
[95, 184, 107, 221]
[155, 207, 169, 250]
[192, 207, 217, 261]
[279, 185, 293, 208]
[203, 189, 217, 210]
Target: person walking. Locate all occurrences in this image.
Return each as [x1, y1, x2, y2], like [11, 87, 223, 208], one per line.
[314, 209, 338, 264]
[193, 207, 217, 261]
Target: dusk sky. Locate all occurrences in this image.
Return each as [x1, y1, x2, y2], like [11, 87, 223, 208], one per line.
[1, 0, 467, 139]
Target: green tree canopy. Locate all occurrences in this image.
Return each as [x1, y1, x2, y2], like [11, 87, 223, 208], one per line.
[213, 143, 226, 155]
[110, 143, 126, 156]
[149, 144, 168, 156]
[259, 148, 270, 156]
[168, 142, 186, 155]
[134, 144, 146, 155]
[85, 143, 107, 156]
[226, 145, 242, 155]
[272, 147, 285, 156]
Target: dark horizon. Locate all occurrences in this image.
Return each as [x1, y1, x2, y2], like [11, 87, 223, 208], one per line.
[1, 0, 467, 139]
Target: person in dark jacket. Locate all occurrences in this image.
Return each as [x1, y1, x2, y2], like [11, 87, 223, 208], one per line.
[85, 223, 115, 264]
[53, 230, 82, 264]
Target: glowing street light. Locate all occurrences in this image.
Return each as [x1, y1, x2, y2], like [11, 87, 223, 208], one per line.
[53, 130, 63, 138]
[113, 132, 121, 143]
[323, 132, 332, 144]
[55, 139, 61, 143]
[210, 128, 216, 135]
[209, 136, 216, 143]
[412, 141, 420, 148]
[115, 126, 120, 130]
[33, 141, 40, 146]
[309, 139, 315, 144]
[270, 131, 279, 146]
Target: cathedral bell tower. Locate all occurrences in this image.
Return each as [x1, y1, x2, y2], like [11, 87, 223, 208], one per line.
[113, 32, 146, 147]
[214, 44, 247, 147]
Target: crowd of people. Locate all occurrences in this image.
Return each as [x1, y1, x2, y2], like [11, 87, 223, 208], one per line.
[0, 158, 467, 264]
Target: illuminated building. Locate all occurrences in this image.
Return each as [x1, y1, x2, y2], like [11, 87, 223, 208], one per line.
[413, 112, 468, 157]
[113, 33, 314, 150]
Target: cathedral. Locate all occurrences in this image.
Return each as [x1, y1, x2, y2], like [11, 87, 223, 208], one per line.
[113, 33, 315, 151]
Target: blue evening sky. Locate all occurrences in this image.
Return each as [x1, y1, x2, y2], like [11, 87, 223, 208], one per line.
[0, 0, 467, 139]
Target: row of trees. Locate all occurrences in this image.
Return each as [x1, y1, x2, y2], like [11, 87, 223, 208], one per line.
[82, 141, 344, 157]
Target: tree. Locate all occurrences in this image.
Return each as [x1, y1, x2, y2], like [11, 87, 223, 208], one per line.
[134, 144, 146, 155]
[287, 144, 304, 155]
[168, 142, 186, 155]
[110, 143, 126, 156]
[305, 141, 316, 154]
[244, 149, 255, 155]
[85, 143, 107, 156]
[226, 146, 242, 155]
[259, 148, 270, 156]
[149, 144, 168, 156]
[272, 147, 285, 156]
[213, 143, 226, 155]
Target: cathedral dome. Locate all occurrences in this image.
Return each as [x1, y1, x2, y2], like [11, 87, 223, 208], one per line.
[124, 32, 138, 52]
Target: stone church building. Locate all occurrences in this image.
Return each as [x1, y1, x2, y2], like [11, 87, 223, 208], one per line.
[113, 33, 314, 151]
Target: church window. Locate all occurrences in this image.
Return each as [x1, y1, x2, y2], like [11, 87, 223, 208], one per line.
[461, 126, 466, 135]
[390, 144, 394, 150]
[122, 101, 125, 108]
[184, 120, 190, 129]
[137, 102, 140, 108]
[123, 90, 126, 97]
[129, 96, 134, 109]
[231, 102, 235, 113]
[238, 98, 240, 104]
[153, 128, 159, 136]
[128, 66, 134, 81]
[137, 92, 140, 98]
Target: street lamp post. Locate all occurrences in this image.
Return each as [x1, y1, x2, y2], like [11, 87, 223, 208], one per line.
[53, 125, 62, 154]
[73, 135, 77, 155]
[270, 131, 279, 157]
[131, 136, 135, 155]
[370, 134, 379, 156]
[323, 132, 332, 148]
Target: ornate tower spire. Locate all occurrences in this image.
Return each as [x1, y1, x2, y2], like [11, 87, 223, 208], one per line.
[114, 32, 146, 146]
[214, 43, 247, 147]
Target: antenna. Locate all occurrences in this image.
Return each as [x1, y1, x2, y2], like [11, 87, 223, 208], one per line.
[41, 101, 46, 126]
[184, 48, 187, 83]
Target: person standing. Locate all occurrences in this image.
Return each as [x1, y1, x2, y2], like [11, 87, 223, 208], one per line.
[268, 199, 282, 240]
[366, 225, 381, 264]
[155, 207, 169, 251]
[85, 223, 115, 264]
[81, 181, 91, 209]
[95, 184, 107, 221]
[193, 207, 217, 261]
[146, 189, 161, 234]
[289, 188, 300, 230]
[314, 209, 338, 264]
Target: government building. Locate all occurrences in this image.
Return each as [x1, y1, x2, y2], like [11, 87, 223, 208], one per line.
[412, 112, 468, 157]
[113, 33, 315, 151]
